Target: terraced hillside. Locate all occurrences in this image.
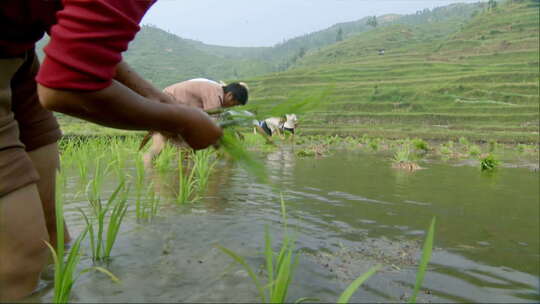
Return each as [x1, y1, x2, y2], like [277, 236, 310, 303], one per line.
[244, 1, 539, 143]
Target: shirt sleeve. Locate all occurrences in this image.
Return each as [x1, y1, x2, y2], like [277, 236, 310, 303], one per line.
[36, 0, 155, 91]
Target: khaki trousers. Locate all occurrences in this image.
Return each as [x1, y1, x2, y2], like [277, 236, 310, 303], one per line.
[0, 51, 61, 197]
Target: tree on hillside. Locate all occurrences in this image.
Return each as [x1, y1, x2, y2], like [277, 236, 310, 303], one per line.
[366, 16, 378, 28]
[488, 0, 498, 11]
[336, 28, 343, 42]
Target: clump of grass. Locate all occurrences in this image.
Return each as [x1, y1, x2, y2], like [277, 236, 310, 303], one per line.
[392, 144, 422, 171]
[46, 171, 119, 303]
[468, 144, 482, 157]
[393, 144, 412, 163]
[480, 153, 500, 171]
[81, 181, 129, 262]
[412, 138, 429, 153]
[192, 149, 218, 193]
[296, 149, 316, 157]
[143, 182, 160, 220]
[368, 138, 379, 151]
[176, 150, 198, 204]
[458, 137, 470, 147]
[154, 144, 176, 174]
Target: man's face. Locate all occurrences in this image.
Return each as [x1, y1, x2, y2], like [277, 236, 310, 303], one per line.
[223, 92, 240, 108]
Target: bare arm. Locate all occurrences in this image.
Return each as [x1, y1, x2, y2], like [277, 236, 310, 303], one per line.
[37, 80, 222, 150]
[114, 61, 174, 104]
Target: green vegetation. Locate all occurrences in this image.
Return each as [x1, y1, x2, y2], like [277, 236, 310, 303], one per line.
[409, 217, 436, 303]
[176, 150, 198, 204]
[220, 130, 268, 183]
[393, 143, 413, 163]
[46, 170, 119, 303]
[43, 1, 537, 146]
[192, 149, 218, 193]
[242, 1, 538, 144]
[217, 197, 299, 303]
[480, 153, 500, 171]
[412, 138, 429, 152]
[81, 181, 129, 262]
[219, 197, 437, 303]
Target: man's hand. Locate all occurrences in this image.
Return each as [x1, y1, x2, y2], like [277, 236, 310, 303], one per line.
[166, 106, 223, 150]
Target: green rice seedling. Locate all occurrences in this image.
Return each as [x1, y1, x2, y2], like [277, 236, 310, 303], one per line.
[458, 136, 470, 147]
[469, 144, 482, 157]
[218, 196, 299, 303]
[219, 129, 267, 184]
[446, 140, 454, 149]
[46, 170, 119, 303]
[192, 149, 218, 193]
[517, 144, 527, 153]
[75, 149, 90, 186]
[337, 265, 382, 304]
[134, 155, 146, 219]
[103, 182, 129, 260]
[439, 145, 452, 158]
[145, 182, 161, 220]
[368, 138, 379, 151]
[392, 144, 412, 163]
[408, 217, 436, 303]
[154, 144, 176, 174]
[412, 138, 429, 153]
[296, 149, 316, 157]
[176, 150, 198, 204]
[480, 153, 500, 171]
[360, 134, 370, 145]
[81, 181, 129, 262]
[136, 182, 160, 221]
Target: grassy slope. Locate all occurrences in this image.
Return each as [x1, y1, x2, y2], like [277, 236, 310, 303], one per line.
[242, 1, 539, 143]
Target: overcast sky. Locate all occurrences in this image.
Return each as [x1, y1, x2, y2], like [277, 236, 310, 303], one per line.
[142, 0, 482, 47]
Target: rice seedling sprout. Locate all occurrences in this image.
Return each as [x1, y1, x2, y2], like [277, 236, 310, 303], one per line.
[480, 153, 500, 171]
[46, 169, 119, 303]
[176, 150, 198, 204]
[408, 217, 436, 303]
[192, 149, 218, 193]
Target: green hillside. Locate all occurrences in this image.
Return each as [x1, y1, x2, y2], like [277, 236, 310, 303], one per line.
[37, 1, 483, 89]
[243, 0, 540, 143]
[186, 2, 483, 72]
[123, 26, 275, 88]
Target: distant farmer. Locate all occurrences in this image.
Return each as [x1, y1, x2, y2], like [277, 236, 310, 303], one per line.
[0, 1, 225, 300]
[254, 114, 298, 138]
[141, 79, 249, 165]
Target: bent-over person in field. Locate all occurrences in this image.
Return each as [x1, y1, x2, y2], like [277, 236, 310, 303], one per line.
[141, 79, 249, 166]
[1, 1, 226, 301]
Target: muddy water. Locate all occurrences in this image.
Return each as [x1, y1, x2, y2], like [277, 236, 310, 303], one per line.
[28, 147, 539, 303]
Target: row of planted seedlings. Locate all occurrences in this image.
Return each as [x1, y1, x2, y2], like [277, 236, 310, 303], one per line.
[294, 134, 520, 171]
[49, 135, 222, 302]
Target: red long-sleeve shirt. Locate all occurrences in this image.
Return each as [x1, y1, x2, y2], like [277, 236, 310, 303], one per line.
[1, 0, 155, 90]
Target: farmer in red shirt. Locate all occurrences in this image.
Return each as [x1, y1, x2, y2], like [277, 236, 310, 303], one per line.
[0, 0, 223, 300]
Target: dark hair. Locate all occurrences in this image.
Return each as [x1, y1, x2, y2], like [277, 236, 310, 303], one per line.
[223, 82, 248, 105]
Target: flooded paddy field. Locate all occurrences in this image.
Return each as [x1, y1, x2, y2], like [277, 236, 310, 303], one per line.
[23, 136, 539, 303]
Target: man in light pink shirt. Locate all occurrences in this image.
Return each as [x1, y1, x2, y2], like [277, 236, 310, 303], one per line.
[142, 79, 249, 164]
